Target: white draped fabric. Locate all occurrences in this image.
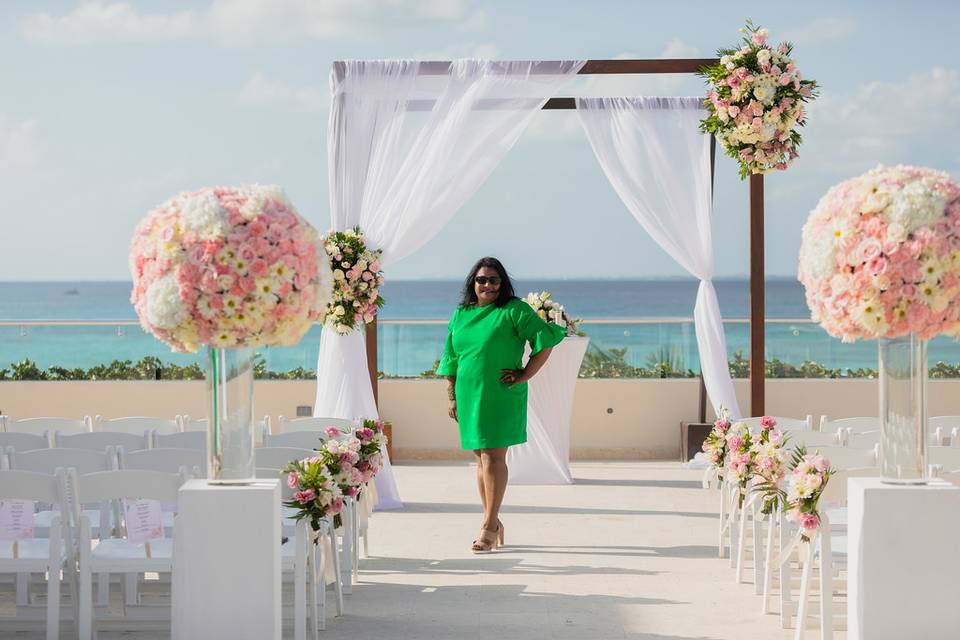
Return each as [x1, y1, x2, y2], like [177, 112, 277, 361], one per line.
[576, 97, 741, 418]
[508, 337, 589, 484]
[316, 60, 586, 507]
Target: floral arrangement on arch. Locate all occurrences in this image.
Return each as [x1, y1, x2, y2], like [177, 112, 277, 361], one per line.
[699, 20, 818, 179]
[784, 448, 833, 542]
[525, 291, 582, 336]
[129, 185, 334, 353]
[798, 165, 960, 342]
[324, 227, 385, 335]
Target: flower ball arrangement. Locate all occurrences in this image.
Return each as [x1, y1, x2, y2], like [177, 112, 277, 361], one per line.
[798, 165, 960, 342]
[130, 185, 334, 352]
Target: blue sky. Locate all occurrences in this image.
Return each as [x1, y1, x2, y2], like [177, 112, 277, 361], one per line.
[2, 0, 958, 281]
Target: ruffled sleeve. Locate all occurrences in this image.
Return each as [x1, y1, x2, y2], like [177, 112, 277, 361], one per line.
[512, 299, 565, 356]
[435, 309, 459, 376]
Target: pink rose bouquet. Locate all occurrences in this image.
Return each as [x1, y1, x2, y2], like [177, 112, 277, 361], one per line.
[129, 185, 334, 353]
[282, 455, 345, 533]
[785, 448, 833, 542]
[749, 417, 791, 514]
[701, 409, 734, 477]
[353, 418, 388, 484]
[699, 20, 818, 178]
[725, 421, 755, 502]
[799, 165, 960, 342]
[324, 227, 385, 335]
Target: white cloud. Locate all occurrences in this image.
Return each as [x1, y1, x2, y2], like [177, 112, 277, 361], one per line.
[20, 0, 484, 45]
[412, 42, 501, 60]
[239, 72, 328, 112]
[781, 17, 858, 45]
[21, 2, 197, 44]
[803, 67, 960, 173]
[0, 116, 43, 171]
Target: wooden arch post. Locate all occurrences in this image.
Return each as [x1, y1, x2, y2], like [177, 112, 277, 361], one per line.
[349, 58, 767, 417]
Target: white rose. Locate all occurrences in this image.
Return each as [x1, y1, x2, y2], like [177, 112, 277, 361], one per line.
[180, 191, 229, 241]
[333, 269, 345, 281]
[335, 305, 345, 316]
[145, 274, 188, 329]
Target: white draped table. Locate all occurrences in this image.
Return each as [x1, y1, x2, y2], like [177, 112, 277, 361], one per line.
[508, 336, 588, 484]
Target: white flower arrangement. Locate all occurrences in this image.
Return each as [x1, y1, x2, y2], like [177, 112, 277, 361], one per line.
[524, 291, 581, 336]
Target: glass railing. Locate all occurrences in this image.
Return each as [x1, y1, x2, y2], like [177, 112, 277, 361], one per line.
[2, 319, 960, 380]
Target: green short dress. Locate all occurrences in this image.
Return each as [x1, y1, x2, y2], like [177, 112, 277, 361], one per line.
[436, 297, 566, 450]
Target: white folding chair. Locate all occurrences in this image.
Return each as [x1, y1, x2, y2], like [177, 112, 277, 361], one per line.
[740, 415, 814, 431]
[255, 447, 316, 470]
[180, 414, 272, 445]
[8, 448, 116, 608]
[93, 415, 180, 436]
[277, 416, 356, 434]
[151, 430, 207, 452]
[120, 447, 205, 478]
[2, 416, 91, 441]
[264, 431, 333, 451]
[786, 430, 845, 450]
[257, 467, 342, 638]
[0, 432, 49, 453]
[929, 446, 960, 474]
[791, 467, 879, 639]
[846, 430, 880, 449]
[819, 416, 879, 435]
[54, 431, 148, 452]
[929, 416, 960, 447]
[72, 469, 183, 640]
[0, 469, 74, 640]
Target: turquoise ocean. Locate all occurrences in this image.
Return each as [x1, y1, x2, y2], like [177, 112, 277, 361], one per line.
[2, 279, 959, 376]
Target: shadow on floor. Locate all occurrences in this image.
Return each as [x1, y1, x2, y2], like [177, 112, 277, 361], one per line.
[360, 555, 660, 577]
[571, 478, 703, 489]
[398, 501, 715, 519]
[322, 579, 725, 640]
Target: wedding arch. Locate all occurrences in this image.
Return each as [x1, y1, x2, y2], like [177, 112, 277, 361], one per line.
[315, 59, 771, 506]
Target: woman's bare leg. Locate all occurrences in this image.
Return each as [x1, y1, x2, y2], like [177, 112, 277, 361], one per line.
[480, 447, 509, 532]
[472, 449, 487, 513]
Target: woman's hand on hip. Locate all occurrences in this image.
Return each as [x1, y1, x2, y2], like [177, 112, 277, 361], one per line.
[499, 368, 528, 388]
[447, 399, 458, 422]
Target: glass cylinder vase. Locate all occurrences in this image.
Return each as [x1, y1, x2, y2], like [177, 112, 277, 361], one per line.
[878, 334, 928, 484]
[205, 346, 255, 484]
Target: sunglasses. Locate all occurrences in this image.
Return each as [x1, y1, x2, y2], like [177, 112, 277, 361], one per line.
[474, 276, 501, 286]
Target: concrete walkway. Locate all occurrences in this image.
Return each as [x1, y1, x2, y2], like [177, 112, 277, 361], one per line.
[332, 461, 794, 640]
[2, 461, 800, 639]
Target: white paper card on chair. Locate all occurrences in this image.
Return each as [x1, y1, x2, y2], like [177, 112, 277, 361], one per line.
[123, 498, 164, 542]
[0, 499, 35, 539]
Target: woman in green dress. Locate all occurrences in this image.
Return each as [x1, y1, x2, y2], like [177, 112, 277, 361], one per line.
[436, 257, 566, 553]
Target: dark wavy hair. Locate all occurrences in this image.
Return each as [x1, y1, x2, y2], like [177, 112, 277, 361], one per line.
[460, 256, 516, 308]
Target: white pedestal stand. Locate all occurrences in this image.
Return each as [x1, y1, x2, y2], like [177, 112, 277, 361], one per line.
[848, 477, 960, 640]
[172, 479, 281, 640]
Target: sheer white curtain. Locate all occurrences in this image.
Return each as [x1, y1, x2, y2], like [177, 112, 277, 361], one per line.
[317, 59, 586, 507]
[577, 97, 741, 418]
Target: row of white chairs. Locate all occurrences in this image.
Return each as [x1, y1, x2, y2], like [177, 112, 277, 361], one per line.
[0, 465, 339, 640]
[713, 415, 960, 639]
[0, 414, 359, 446]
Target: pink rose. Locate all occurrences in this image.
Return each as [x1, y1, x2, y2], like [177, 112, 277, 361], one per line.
[249, 259, 269, 277]
[293, 489, 315, 505]
[760, 416, 777, 430]
[287, 472, 299, 489]
[799, 512, 819, 531]
[751, 32, 767, 46]
[325, 426, 341, 438]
